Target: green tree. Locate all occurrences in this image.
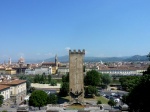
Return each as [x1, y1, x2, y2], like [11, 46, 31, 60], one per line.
[29, 90, 48, 110]
[50, 79, 57, 86]
[126, 74, 150, 112]
[59, 82, 69, 97]
[85, 86, 98, 97]
[47, 94, 57, 104]
[119, 76, 141, 91]
[0, 95, 4, 107]
[59, 73, 69, 97]
[48, 75, 51, 83]
[29, 87, 36, 93]
[34, 74, 41, 83]
[84, 70, 101, 86]
[62, 73, 69, 83]
[101, 73, 112, 86]
[108, 99, 116, 109]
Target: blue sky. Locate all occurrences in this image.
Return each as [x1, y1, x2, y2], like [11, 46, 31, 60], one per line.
[0, 0, 150, 61]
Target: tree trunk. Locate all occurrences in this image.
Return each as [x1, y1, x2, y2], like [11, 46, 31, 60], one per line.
[39, 106, 40, 110]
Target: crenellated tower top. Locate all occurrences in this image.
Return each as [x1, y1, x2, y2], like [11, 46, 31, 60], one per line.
[69, 49, 85, 54]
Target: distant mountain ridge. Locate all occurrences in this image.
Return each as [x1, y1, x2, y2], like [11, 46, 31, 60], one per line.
[1, 55, 148, 64]
[45, 55, 149, 62]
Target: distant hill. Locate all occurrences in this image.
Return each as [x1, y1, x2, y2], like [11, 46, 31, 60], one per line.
[123, 55, 148, 62]
[44, 55, 149, 62]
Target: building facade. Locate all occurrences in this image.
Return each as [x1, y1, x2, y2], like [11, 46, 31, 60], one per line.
[0, 85, 10, 107]
[0, 79, 26, 107]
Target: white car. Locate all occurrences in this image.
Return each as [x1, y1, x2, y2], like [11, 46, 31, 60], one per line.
[114, 98, 120, 103]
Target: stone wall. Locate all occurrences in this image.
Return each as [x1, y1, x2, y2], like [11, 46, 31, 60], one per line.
[69, 49, 85, 104]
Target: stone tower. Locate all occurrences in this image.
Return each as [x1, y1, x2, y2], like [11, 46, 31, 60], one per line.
[69, 49, 85, 105]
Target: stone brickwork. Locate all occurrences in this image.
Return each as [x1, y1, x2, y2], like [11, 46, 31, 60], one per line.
[69, 49, 85, 105]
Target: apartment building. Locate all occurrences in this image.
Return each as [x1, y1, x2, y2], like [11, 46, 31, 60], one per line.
[0, 79, 26, 107]
[99, 67, 147, 76]
[0, 85, 10, 107]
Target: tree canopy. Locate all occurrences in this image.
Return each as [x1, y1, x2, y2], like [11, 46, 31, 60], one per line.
[125, 74, 150, 112]
[0, 95, 4, 107]
[29, 90, 48, 110]
[108, 99, 116, 108]
[85, 85, 97, 98]
[47, 94, 57, 104]
[101, 73, 112, 86]
[84, 70, 101, 86]
[119, 76, 141, 91]
[123, 61, 150, 111]
[59, 73, 69, 97]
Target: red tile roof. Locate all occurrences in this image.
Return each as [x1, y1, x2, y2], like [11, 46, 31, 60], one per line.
[0, 85, 10, 91]
[0, 80, 26, 85]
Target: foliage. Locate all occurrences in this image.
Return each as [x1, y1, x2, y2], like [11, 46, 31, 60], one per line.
[47, 94, 57, 104]
[108, 99, 116, 108]
[59, 82, 69, 97]
[29, 90, 48, 110]
[143, 65, 150, 75]
[101, 73, 112, 86]
[84, 70, 101, 86]
[34, 74, 41, 83]
[125, 74, 150, 112]
[123, 60, 150, 111]
[119, 76, 141, 91]
[97, 100, 102, 104]
[62, 73, 69, 83]
[0, 95, 4, 106]
[59, 74, 69, 97]
[50, 79, 57, 86]
[48, 75, 51, 83]
[121, 94, 127, 104]
[29, 87, 36, 93]
[85, 86, 98, 97]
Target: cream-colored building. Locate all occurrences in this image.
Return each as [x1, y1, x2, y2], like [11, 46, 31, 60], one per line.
[5, 69, 16, 75]
[0, 68, 16, 75]
[0, 85, 10, 107]
[0, 79, 26, 107]
[57, 67, 69, 75]
[0, 68, 6, 75]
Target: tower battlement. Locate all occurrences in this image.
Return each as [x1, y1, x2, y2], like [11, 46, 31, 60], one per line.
[69, 49, 85, 54]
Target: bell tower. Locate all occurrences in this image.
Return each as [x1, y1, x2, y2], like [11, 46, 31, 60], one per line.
[55, 54, 58, 67]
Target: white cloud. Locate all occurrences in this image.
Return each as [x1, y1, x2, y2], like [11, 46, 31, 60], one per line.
[65, 47, 71, 51]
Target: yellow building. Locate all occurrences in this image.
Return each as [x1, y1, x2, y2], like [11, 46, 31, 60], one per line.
[5, 69, 16, 75]
[41, 55, 59, 74]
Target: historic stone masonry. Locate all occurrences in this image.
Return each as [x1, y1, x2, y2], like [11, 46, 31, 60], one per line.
[69, 49, 85, 105]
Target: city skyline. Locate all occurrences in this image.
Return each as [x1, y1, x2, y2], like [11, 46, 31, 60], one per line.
[0, 0, 150, 61]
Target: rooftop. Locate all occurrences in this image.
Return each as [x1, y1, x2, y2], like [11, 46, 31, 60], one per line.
[0, 79, 26, 85]
[0, 85, 10, 91]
